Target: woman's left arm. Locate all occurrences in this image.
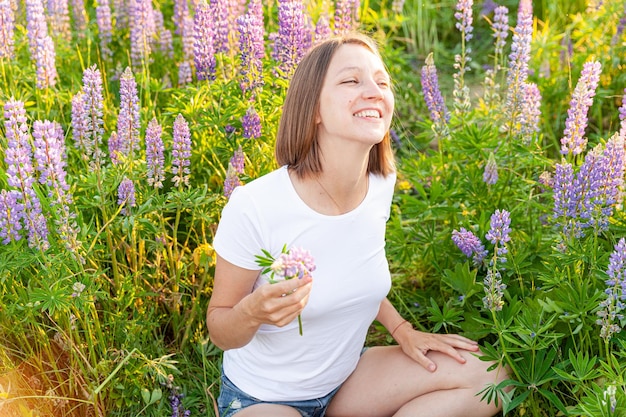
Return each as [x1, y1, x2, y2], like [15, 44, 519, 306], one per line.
[376, 298, 480, 372]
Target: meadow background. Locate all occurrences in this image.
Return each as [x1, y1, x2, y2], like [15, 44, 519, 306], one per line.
[1, 0, 626, 415]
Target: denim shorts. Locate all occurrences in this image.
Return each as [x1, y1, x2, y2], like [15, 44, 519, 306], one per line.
[217, 371, 340, 417]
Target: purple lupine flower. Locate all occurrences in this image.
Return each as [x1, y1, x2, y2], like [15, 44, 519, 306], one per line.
[492, 5, 509, 57]
[576, 134, 625, 233]
[452, 0, 473, 113]
[33, 120, 82, 258]
[47, 0, 71, 41]
[212, 0, 235, 54]
[519, 81, 542, 143]
[33, 120, 69, 194]
[117, 67, 141, 161]
[71, 91, 89, 152]
[194, 0, 216, 81]
[246, 0, 265, 58]
[129, 0, 155, 68]
[117, 177, 135, 215]
[269, 246, 316, 281]
[82, 65, 106, 167]
[173, 0, 188, 35]
[153, 9, 173, 59]
[483, 153, 498, 185]
[242, 106, 261, 139]
[3, 99, 49, 250]
[159, 26, 174, 59]
[479, 0, 497, 17]
[272, 0, 310, 78]
[0, 0, 15, 59]
[230, 146, 245, 174]
[553, 162, 575, 220]
[0, 189, 23, 244]
[178, 15, 194, 85]
[223, 165, 242, 199]
[168, 385, 191, 417]
[314, 13, 331, 45]
[560, 60, 601, 156]
[34, 34, 58, 89]
[421, 53, 450, 124]
[486, 209, 511, 248]
[481, 209, 511, 311]
[172, 114, 192, 188]
[237, 12, 264, 93]
[25, 0, 47, 57]
[145, 117, 165, 188]
[451, 227, 488, 266]
[482, 268, 506, 311]
[454, 0, 473, 42]
[113, 0, 128, 29]
[597, 237, 626, 341]
[178, 60, 193, 86]
[504, 4, 533, 126]
[618, 88, 626, 137]
[96, 0, 113, 60]
[334, 0, 357, 35]
[70, 0, 87, 36]
[108, 131, 121, 164]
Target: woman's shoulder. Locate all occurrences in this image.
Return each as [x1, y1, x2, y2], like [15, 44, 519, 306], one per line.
[228, 166, 288, 201]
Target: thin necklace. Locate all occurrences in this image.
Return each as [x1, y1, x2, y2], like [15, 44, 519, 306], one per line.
[315, 175, 368, 213]
[315, 176, 343, 212]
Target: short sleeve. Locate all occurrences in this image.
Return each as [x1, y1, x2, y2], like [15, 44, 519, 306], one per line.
[212, 186, 265, 270]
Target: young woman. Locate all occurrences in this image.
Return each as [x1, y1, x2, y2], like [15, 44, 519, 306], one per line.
[207, 32, 507, 417]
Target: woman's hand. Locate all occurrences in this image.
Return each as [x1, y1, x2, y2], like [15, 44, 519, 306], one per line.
[240, 275, 313, 328]
[393, 323, 479, 372]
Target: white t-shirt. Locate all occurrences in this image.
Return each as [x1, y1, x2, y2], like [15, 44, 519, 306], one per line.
[212, 165, 396, 401]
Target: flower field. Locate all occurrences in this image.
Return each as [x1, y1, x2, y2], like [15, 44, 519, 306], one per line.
[1, 0, 626, 416]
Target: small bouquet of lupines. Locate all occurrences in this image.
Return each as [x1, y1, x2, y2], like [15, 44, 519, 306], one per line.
[255, 244, 316, 336]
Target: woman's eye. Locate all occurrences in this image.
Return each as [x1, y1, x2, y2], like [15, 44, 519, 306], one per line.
[342, 79, 358, 84]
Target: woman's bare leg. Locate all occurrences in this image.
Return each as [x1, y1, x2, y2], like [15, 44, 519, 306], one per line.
[326, 345, 507, 417]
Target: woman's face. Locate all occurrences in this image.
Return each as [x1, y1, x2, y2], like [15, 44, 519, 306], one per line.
[316, 43, 394, 150]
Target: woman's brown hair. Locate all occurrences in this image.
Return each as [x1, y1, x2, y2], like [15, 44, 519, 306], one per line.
[275, 32, 395, 178]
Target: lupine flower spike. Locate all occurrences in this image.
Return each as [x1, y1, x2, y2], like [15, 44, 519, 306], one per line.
[597, 238, 626, 341]
[272, 0, 309, 78]
[483, 153, 498, 185]
[0, 0, 15, 59]
[172, 114, 192, 188]
[117, 177, 136, 216]
[194, 0, 216, 81]
[504, 3, 532, 131]
[452, 0, 473, 114]
[451, 227, 488, 267]
[3, 99, 49, 250]
[33, 120, 83, 261]
[96, 0, 113, 60]
[145, 118, 165, 189]
[483, 209, 511, 311]
[117, 67, 141, 163]
[242, 105, 261, 139]
[421, 53, 450, 126]
[237, 11, 264, 94]
[560, 60, 601, 156]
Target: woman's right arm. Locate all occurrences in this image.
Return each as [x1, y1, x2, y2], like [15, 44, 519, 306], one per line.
[206, 254, 313, 350]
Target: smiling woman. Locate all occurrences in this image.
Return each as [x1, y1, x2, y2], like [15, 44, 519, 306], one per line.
[206, 31, 508, 417]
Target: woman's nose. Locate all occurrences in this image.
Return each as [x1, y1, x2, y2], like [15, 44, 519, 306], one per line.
[362, 79, 385, 100]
